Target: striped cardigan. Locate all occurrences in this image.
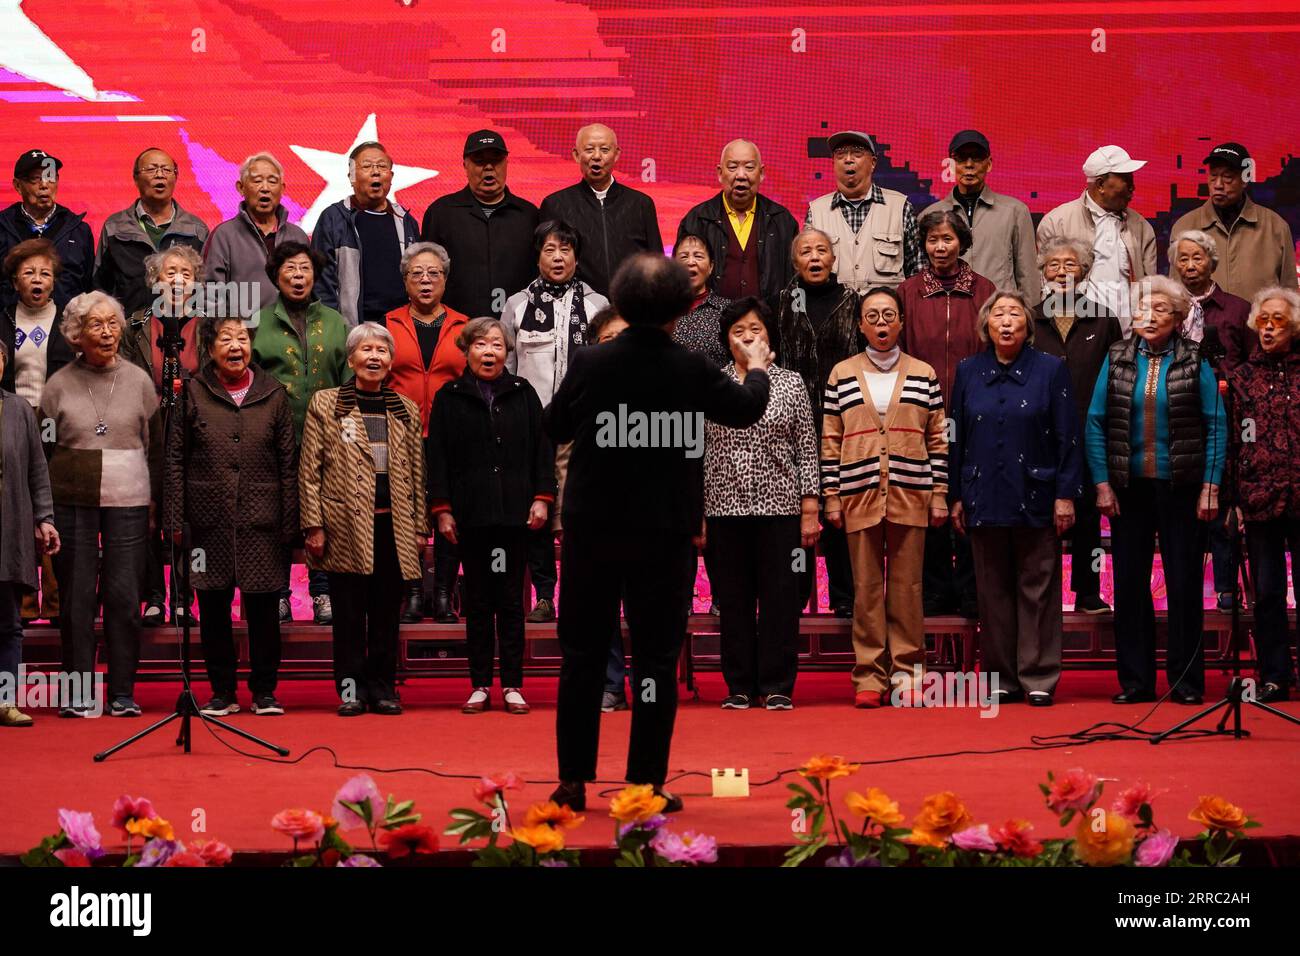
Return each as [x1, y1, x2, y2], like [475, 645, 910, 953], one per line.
[821, 352, 948, 532]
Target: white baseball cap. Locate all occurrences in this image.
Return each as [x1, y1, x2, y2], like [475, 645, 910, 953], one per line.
[1082, 145, 1146, 178]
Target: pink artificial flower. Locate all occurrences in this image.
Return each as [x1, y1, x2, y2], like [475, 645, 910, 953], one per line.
[190, 839, 233, 866]
[270, 808, 325, 843]
[1045, 769, 1102, 815]
[951, 824, 998, 853]
[650, 829, 718, 865]
[331, 774, 386, 831]
[53, 849, 91, 867]
[473, 772, 524, 805]
[1135, 829, 1179, 868]
[111, 795, 158, 834]
[57, 809, 104, 860]
[1112, 782, 1167, 821]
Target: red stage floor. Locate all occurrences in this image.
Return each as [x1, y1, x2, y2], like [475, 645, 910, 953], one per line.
[4, 671, 1299, 856]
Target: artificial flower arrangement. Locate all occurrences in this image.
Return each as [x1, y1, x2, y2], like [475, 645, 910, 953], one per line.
[23, 795, 233, 868]
[444, 776, 718, 867]
[785, 755, 1258, 867]
[271, 773, 434, 867]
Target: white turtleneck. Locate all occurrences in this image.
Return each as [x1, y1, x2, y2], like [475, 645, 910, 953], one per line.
[864, 346, 901, 416]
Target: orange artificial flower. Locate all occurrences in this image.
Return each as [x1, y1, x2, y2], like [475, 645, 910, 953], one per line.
[844, 788, 905, 829]
[906, 792, 973, 847]
[609, 785, 667, 824]
[1189, 796, 1249, 833]
[523, 801, 585, 831]
[798, 754, 861, 781]
[1074, 812, 1135, 866]
[512, 824, 565, 854]
[126, 816, 175, 842]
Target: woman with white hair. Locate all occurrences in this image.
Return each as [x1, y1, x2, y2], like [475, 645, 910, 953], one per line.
[1227, 287, 1300, 702]
[40, 291, 159, 717]
[1169, 229, 1252, 370]
[948, 288, 1083, 707]
[203, 152, 308, 319]
[385, 241, 468, 624]
[1086, 276, 1227, 706]
[118, 243, 205, 627]
[299, 321, 428, 717]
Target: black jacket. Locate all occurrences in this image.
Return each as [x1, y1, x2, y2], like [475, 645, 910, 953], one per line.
[0, 303, 75, 394]
[420, 187, 538, 319]
[545, 323, 771, 534]
[426, 370, 556, 530]
[0, 204, 95, 312]
[1032, 294, 1123, 430]
[675, 192, 799, 301]
[538, 180, 663, 297]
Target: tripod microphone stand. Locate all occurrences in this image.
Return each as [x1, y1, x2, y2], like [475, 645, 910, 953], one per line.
[96, 312, 288, 760]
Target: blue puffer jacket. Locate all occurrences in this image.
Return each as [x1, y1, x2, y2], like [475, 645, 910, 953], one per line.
[0, 203, 95, 311]
[310, 197, 419, 328]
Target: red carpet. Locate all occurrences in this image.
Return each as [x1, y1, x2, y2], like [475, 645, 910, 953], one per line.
[5, 671, 1299, 856]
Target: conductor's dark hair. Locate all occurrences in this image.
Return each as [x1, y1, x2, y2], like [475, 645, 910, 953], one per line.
[610, 253, 694, 326]
[587, 305, 621, 342]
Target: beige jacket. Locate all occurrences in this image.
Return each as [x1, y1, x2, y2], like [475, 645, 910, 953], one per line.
[929, 187, 1041, 302]
[1037, 191, 1157, 283]
[807, 188, 907, 290]
[299, 382, 428, 580]
[1170, 196, 1298, 302]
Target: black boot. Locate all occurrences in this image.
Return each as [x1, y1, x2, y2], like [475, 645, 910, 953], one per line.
[400, 583, 424, 623]
[431, 587, 458, 624]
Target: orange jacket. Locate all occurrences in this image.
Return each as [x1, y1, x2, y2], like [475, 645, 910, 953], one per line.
[384, 303, 469, 435]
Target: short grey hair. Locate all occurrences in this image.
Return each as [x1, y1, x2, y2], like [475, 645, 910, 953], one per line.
[345, 320, 395, 357]
[400, 241, 451, 280]
[457, 317, 510, 355]
[1247, 286, 1300, 333]
[1037, 236, 1094, 277]
[790, 226, 833, 261]
[1169, 229, 1220, 271]
[238, 152, 285, 181]
[1134, 275, 1192, 322]
[976, 287, 1036, 346]
[61, 291, 125, 343]
[144, 245, 205, 285]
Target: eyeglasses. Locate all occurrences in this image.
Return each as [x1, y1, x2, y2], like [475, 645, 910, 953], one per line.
[862, 310, 899, 323]
[1256, 317, 1292, 331]
[407, 268, 444, 280]
[832, 146, 869, 160]
[138, 164, 176, 177]
[357, 162, 392, 173]
[84, 320, 118, 334]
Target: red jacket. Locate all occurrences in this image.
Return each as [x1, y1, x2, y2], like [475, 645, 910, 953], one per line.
[384, 303, 469, 435]
[898, 263, 996, 405]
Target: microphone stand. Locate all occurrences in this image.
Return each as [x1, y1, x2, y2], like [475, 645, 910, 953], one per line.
[96, 311, 287, 760]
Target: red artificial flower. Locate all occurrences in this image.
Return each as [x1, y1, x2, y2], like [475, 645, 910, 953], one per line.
[378, 824, 440, 859]
[163, 851, 206, 867]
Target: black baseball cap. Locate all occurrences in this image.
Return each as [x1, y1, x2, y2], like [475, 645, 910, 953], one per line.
[949, 130, 990, 156]
[464, 130, 508, 157]
[1203, 142, 1250, 170]
[14, 149, 62, 179]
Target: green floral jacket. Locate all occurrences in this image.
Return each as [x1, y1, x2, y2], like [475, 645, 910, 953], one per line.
[250, 298, 351, 441]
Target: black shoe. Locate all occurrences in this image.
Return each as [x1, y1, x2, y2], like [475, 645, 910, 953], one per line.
[1027, 691, 1054, 707]
[252, 694, 284, 716]
[833, 603, 853, 619]
[1075, 594, 1111, 615]
[200, 695, 239, 717]
[142, 603, 164, 628]
[1216, 591, 1238, 612]
[1171, 689, 1203, 706]
[1258, 682, 1290, 703]
[1112, 689, 1156, 704]
[373, 699, 403, 715]
[992, 689, 1024, 704]
[653, 788, 684, 814]
[765, 694, 794, 711]
[550, 781, 586, 811]
[959, 597, 980, 619]
[721, 693, 750, 710]
[337, 700, 366, 717]
[401, 588, 424, 624]
[431, 587, 458, 624]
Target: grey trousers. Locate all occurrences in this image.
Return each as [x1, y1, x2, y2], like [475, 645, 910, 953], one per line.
[969, 525, 1062, 695]
[54, 504, 148, 702]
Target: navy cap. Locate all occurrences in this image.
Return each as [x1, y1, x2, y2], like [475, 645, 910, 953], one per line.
[948, 130, 990, 156]
[464, 130, 508, 157]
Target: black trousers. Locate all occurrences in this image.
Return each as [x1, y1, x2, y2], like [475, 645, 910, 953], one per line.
[556, 526, 691, 785]
[1069, 490, 1103, 599]
[922, 524, 977, 610]
[526, 525, 557, 604]
[196, 588, 282, 697]
[1244, 517, 1300, 687]
[1111, 479, 1206, 696]
[707, 515, 801, 697]
[326, 513, 405, 704]
[460, 526, 528, 687]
